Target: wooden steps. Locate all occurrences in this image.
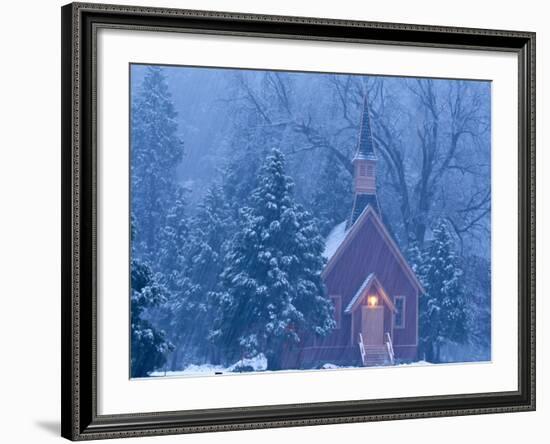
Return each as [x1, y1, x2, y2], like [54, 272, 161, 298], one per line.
[363, 345, 391, 366]
[358, 333, 395, 367]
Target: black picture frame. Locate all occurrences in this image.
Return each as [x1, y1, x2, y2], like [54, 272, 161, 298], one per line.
[61, 2, 536, 440]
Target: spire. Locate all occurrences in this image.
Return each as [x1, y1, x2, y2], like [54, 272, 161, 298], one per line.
[348, 88, 380, 228]
[354, 91, 377, 162]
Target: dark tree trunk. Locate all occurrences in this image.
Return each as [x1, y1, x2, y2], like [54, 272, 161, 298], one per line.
[266, 348, 284, 371]
[169, 347, 180, 371]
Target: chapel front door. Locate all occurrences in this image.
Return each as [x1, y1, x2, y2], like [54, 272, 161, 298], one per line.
[361, 305, 384, 345]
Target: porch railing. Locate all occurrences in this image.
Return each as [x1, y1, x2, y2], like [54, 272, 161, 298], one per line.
[384, 332, 395, 365]
[358, 333, 366, 366]
[358, 332, 395, 366]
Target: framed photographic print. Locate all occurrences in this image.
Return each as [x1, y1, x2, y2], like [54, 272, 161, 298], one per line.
[61, 2, 536, 440]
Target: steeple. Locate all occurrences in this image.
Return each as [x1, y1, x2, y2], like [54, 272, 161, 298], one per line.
[354, 90, 377, 162]
[348, 89, 380, 228]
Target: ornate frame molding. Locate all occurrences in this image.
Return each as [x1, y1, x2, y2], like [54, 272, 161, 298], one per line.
[61, 2, 535, 440]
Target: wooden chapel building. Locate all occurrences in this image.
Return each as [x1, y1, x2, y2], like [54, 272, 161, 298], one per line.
[283, 92, 424, 368]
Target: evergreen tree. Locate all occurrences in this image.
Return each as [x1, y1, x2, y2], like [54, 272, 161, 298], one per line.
[211, 149, 335, 370]
[130, 218, 173, 377]
[461, 255, 491, 360]
[222, 143, 266, 217]
[157, 186, 190, 290]
[417, 220, 469, 363]
[187, 184, 235, 293]
[153, 183, 236, 370]
[405, 238, 425, 280]
[131, 66, 184, 264]
[312, 150, 353, 236]
[150, 187, 195, 370]
[178, 183, 235, 365]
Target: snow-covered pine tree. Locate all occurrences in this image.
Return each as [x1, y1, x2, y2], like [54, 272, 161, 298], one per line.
[291, 205, 336, 338]
[157, 186, 189, 290]
[222, 143, 266, 217]
[418, 220, 469, 363]
[130, 218, 173, 377]
[131, 66, 184, 264]
[461, 255, 491, 360]
[211, 149, 335, 370]
[131, 259, 174, 377]
[311, 150, 353, 237]
[187, 184, 235, 292]
[177, 183, 235, 365]
[150, 186, 195, 370]
[405, 238, 425, 282]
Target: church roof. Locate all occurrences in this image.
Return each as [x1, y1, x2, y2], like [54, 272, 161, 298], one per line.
[324, 202, 379, 262]
[322, 205, 425, 294]
[344, 272, 397, 314]
[344, 273, 375, 313]
[349, 194, 379, 228]
[323, 221, 348, 261]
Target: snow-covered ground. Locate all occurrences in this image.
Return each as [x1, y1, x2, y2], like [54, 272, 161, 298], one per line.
[149, 356, 431, 378]
[149, 354, 268, 377]
[395, 360, 430, 367]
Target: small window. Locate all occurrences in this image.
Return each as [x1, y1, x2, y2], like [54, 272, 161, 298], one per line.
[359, 164, 366, 176]
[331, 295, 341, 329]
[394, 296, 406, 329]
[366, 163, 375, 177]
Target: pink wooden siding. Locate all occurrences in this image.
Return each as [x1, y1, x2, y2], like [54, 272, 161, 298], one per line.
[283, 210, 420, 367]
[324, 217, 417, 347]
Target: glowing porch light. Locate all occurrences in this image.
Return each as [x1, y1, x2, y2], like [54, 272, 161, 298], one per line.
[367, 295, 379, 307]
